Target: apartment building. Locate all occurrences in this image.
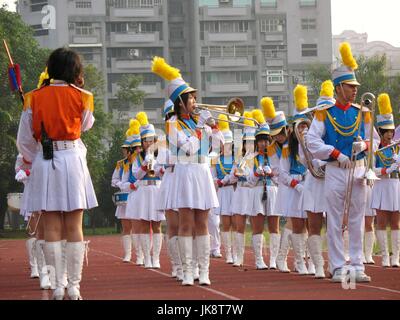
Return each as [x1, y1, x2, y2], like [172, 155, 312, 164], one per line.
[18, 0, 332, 124]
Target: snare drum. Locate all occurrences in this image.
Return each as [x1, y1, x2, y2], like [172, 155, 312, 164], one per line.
[112, 192, 129, 206]
[7, 193, 23, 212]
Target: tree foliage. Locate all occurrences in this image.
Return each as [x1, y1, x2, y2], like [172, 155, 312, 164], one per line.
[115, 74, 146, 108]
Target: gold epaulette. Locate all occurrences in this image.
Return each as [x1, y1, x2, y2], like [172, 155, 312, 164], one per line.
[314, 109, 327, 122]
[70, 84, 94, 112]
[363, 111, 371, 124]
[23, 91, 34, 111]
[267, 142, 277, 157]
[282, 144, 289, 159]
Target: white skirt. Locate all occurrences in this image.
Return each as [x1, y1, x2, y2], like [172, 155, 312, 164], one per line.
[275, 179, 306, 219]
[231, 185, 254, 215]
[172, 163, 219, 210]
[25, 142, 98, 212]
[156, 168, 177, 211]
[300, 174, 326, 213]
[371, 178, 400, 212]
[263, 185, 279, 216]
[213, 185, 234, 216]
[365, 186, 376, 217]
[115, 204, 127, 220]
[125, 184, 165, 222]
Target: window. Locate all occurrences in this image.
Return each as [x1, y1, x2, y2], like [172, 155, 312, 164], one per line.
[266, 70, 284, 84]
[169, 24, 184, 40]
[30, 0, 47, 12]
[114, 0, 162, 8]
[75, 22, 94, 36]
[260, 19, 283, 33]
[31, 24, 49, 36]
[202, 21, 249, 34]
[301, 44, 318, 57]
[201, 45, 255, 58]
[301, 18, 316, 30]
[76, 1, 92, 9]
[299, 0, 316, 7]
[260, 0, 277, 8]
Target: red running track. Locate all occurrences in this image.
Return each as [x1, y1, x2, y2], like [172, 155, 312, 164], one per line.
[0, 235, 399, 300]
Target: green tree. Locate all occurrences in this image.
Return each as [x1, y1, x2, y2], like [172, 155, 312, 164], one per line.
[0, 6, 50, 229]
[115, 74, 146, 109]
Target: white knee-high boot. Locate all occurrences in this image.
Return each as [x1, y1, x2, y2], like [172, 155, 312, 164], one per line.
[35, 240, 51, 290]
[26, 238, 39, 278]
[152, 233, 162, 269]
[391, 230, 400, 267]
[178, 236, 194, 286]
[376, 230, 390, 267]
[122, 235, 132, 263]
[276, 227, 291, 273]
[305, 234, 315, 275]
[233, 232, 245, 267]
[168, 236, 183, 280]
[66, 241, 86, 300]
[231, 231, 238, 264]
[291, 233, 308, 275]
[192, 238, 199, 280]
[61, 240, 68, 289]
[252, 234, 268, 270]
[131, 234, 144, 265]
[197, 235, 211, 285]
[307, 235, 325, 279]
[269, 233, 281, 270]
[140, 234, 152, 268]
[221, 231, 233, 264]
[43, 241, 65, 300]
[364, 231, 375, 264]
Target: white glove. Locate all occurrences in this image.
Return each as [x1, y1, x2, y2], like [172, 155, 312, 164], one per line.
[221, 175, 231, 185]
[142, 153, 154, 167]
[15, 170, 29, 183]
[352, 141, 367, 155]
[386, 162, 399, 174]
[263, 166, 272, 175]
[256, 166, 265, 176]
[294, 183, 304, 193]
[393, 153, 400, 164]
[337, 153, 351, 169]
[311, 159, 327, 169]
[196, 110, 213, 129]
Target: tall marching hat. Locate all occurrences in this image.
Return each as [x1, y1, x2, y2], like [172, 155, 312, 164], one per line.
[291, 84, 309, 124]
[152, 56, 197, 104]
[302, 80, 336, 114]
[377, 93, 395, 130]
[261, 97, 287, 136]
[332, 42, 360, 87]
[252, 109, 270, 137]
[136, 112, 156, 139]
[122, 119, 141, 148]
[163, 99, 174, 120]
[218, 114, 233, 144]
[242, 111, 256, 141]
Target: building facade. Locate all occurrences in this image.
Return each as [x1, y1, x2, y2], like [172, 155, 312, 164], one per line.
[18, 0, 332, 124]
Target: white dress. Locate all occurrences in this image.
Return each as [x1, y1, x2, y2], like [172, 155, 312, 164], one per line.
[156, 147, 178, 211]
[211, 157, 235, 216]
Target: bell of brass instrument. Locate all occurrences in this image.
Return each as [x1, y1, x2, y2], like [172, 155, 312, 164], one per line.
[235, 150, 255, 177]
[294, 119, 325, 179]
[146, 149, 156, 178]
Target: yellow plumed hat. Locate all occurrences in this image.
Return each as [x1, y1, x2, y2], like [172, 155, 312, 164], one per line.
[377, 93, 395, 129]
[136, 112, 156, 139]
[294, 85, 308, 112]
[242, 111, 256, 141]
[37, 67, 49, 89]
[122, 119, 141, 148]
[218, 114, 233, 143]
[260, 97, 276, 120]
[333, 42, 360, 86]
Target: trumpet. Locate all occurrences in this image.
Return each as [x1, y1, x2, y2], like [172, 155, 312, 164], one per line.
[294, 119, 325, 179]
[146, 151, 156, 178]
[376, 140, 400, 153]
[235, 150, 256, 177]
[194, 97, 260, 128]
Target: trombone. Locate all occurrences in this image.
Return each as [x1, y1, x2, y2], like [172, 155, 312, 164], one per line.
[193, 97, 260, 128]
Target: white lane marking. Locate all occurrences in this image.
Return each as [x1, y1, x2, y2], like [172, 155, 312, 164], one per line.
[90, 248, 241, 301]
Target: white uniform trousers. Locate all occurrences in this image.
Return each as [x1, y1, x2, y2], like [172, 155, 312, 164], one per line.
[208, 212, 221, 255]
[325, 165, 367, 274]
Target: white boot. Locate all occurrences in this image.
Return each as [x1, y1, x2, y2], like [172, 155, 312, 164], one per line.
[197, 235, 211, 285]
[61, 240, 68, 290]
[307, 235, 325, 279]
[66, 241, 86, 300]
[305, 235, 316, 275]
[140, 234, 152, 268]
[35, 240, 51, 289]
[269, 233, 281, 270]
[343, 229, 350, 262]
[178, 236, 194, 286]
[26, 238, 39, 278]
[122, 235, 132, 263]
[391, 230, 400, 267]
[168, 236, 183, 280]
[131, 234, 144, 266]
[276, 228, 291, 273]
[231, 231, 238, 264]
[291, 233, 308, 275]
[233, 232, 245, 267]
[221, 232, 233, 264]
[252, 234, 268, 270]
[152, 233, 162, 269]
[43, 241, 65, 300]
[192, 238, 200, 280]
[376, 230, 390, 267]
[364, 231, 375, 264]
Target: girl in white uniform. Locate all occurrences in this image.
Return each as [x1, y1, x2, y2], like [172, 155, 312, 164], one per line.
[126, 112, 165, 269]
[371, 94, 400, 267]
[152, 57, 224, 286]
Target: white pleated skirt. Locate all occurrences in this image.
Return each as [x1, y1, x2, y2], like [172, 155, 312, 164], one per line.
[231, 185, 253, 215]
[365, 186, 376, 217]
[263, 185, 279, 216]
[24, 141, 98, 212]
[275, 179, 306, 219]
[371, 178, 400, 212]
[156, 168, 177, 211]
[125, 184, 165, 222]
[172, 163, 219, 210]
[213, 185, 235, 216]
[115, 204, 127, 219]
[300, 174, 326, 213]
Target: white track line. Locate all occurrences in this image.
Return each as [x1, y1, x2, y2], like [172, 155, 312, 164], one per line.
[90, 248, 241, 301]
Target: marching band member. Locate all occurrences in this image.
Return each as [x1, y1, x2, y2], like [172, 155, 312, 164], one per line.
[157, 100, 183, 280]
[111, 120, 144, 265]
[16, 48, 98, 299]
[211, 115, 236, 264]
[276, 85, 310, 275]
[152, 57, 224, 286]
[126, 112, 165, 269]
[230, 112, 257, 268]
[371, 94, 400, 267]
[307, 42, 379, 282]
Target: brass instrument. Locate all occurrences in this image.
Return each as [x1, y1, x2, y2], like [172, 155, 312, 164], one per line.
[376, 140, 400, 153]
[235, 150, 256, 177]
[194, 97, 260, 128]
[294, 118, 325, 179]
[146, 151, 156, 178]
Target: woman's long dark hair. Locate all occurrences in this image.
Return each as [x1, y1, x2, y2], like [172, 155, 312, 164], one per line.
[173, 92, 194, 122]
[288, 125, 299, 160]
[255, 134, 270, 153]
